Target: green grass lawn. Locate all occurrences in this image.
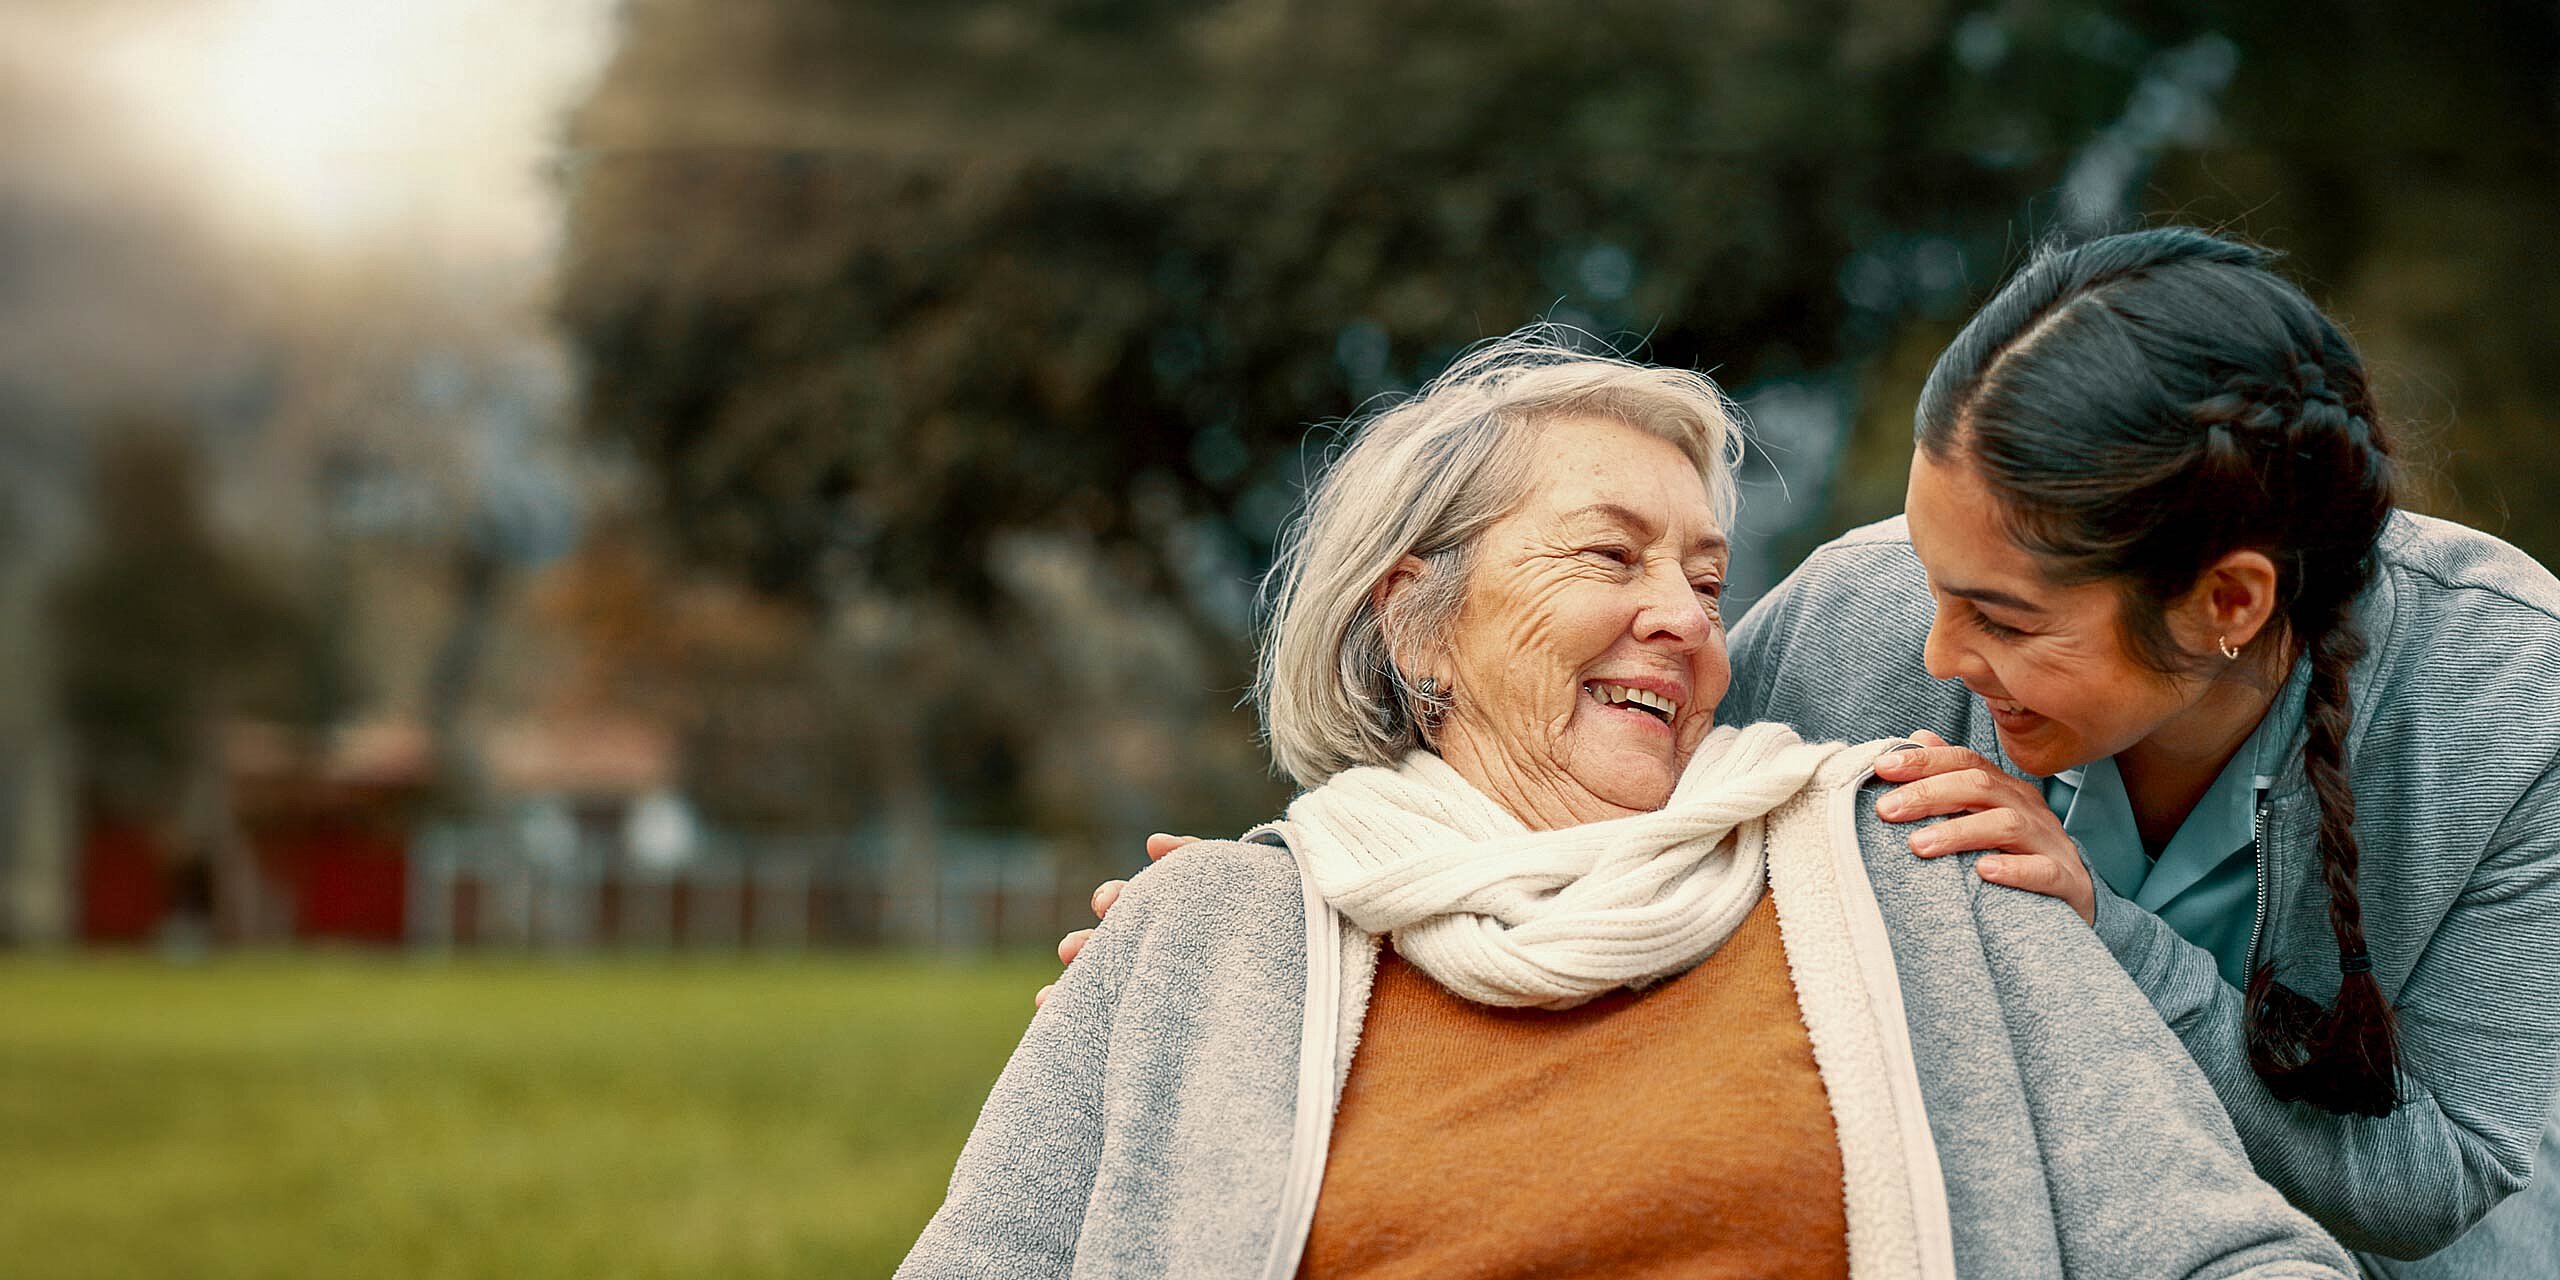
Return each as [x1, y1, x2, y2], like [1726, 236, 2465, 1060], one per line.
[0, 951, 1054, 1279]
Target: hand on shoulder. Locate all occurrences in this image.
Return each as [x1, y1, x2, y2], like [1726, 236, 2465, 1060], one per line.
[1039, 832, 1211, 1008]
[1873, 731, 2096, 926]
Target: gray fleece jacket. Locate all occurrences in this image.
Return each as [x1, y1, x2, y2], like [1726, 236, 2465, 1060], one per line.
[1721, 512, 2560, 1264]
[900, 758, 2352, 1279]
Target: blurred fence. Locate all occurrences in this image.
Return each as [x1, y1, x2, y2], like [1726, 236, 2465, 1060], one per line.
[407, 825, 1082, 953]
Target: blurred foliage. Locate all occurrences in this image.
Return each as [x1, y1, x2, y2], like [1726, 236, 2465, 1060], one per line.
[557, 0, 2557, 831]
[561, 0, 2093, 612]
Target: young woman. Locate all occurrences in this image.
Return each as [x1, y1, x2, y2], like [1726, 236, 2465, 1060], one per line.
[1061, 228, 2560, 1273]
[1725, 227, 2560, 1275]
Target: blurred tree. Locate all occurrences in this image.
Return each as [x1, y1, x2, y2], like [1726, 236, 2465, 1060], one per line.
[49, 422, 325, 937]
[51, 426, 312, 811]
[557, 0, 2558, 838]
[559, 0, 2126, 618]
[555, 0, 2145, 836]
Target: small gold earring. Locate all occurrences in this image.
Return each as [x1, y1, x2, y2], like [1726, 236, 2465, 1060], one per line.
[2218, 634, 2241, 660]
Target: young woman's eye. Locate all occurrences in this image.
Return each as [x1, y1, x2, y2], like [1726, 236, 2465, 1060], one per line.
[1973, 610, 2030, 641]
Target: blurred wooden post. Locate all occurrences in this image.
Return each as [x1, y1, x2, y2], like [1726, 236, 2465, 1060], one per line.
[748, 851, 810, 949]
[624, 867, 674, 949]
[1, 728, 73, 946]
[407, 826, 454, 951]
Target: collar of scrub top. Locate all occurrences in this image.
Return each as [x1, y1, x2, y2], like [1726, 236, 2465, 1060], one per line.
[2045, 655, 2311, 913]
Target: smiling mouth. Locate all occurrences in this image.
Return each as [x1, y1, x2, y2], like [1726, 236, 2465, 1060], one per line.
[1980, 693, 2036, 719]
[1584, 681, 1677, 725]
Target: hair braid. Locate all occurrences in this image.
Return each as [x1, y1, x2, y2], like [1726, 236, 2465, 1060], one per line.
[2243, 612, 2402, 1115]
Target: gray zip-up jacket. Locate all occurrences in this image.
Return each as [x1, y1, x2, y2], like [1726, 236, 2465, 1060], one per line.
[1721, 512, 2560, 1261]
[901, 761, 2353, 1278]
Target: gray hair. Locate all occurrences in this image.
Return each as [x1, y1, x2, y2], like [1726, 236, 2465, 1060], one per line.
[1253, 329, 1746, 788]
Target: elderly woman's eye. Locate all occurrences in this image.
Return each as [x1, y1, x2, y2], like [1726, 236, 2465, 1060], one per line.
[1582, 545, 1638, 566]
[1692, 579, 1724, 601]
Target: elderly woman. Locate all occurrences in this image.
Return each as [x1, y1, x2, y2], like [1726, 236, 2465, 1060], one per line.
[898, 335, 2351, 1279]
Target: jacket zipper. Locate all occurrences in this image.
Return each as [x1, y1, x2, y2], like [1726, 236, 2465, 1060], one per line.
[2244, 784, 2273, 979]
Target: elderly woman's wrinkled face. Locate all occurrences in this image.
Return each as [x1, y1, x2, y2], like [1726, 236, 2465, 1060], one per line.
[1422, 415, 1730, 827]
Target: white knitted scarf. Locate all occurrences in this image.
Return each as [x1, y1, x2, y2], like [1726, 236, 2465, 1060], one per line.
[1269, 721, 1848, 1009]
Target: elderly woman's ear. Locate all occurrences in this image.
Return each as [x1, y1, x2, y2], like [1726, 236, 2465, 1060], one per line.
[1371, 554, 1447, 691]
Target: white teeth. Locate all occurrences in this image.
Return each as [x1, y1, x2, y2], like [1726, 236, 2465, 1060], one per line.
[1586, 682, 1680, 720]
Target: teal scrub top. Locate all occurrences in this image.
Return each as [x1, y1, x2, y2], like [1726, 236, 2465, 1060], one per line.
[2041, 660, 2310, 989]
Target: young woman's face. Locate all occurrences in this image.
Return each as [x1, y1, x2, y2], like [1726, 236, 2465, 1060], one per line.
[1426, 415, 1731, 825]
[1902, 448, 2205, 778]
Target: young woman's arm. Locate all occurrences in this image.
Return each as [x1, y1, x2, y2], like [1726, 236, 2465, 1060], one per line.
[1860, 792, 2355, 1279]
[1864, 739, 2560, 1253]
[1859, 733, 2560, 1255]
[1741, 526, 2560, 1253]
[2087, 767, 2560, 1258]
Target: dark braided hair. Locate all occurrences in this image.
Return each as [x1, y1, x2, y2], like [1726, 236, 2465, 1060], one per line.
[1916, 226, 2402, 1117]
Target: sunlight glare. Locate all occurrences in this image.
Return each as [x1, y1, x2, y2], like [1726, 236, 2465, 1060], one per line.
[201, 0, 427, 238]
[80, 0, 617, 261]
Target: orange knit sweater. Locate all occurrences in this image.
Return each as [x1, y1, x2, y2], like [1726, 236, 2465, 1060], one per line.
[1297, 891, 1850, 1279]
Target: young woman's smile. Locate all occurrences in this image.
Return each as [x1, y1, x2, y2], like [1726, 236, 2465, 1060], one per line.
[1903, 448, 2283, 793]
[1904, 448, 2198, 778]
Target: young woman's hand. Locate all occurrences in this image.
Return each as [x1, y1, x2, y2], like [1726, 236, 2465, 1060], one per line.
[1872, 730, 2096, 926]
[1035, 833, 1198, 1008]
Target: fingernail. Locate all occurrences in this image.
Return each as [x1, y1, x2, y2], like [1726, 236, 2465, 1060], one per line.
[1887, 741, 1925, 754]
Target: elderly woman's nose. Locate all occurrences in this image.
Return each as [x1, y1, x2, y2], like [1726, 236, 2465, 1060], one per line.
[1635, 562, 1715, 642]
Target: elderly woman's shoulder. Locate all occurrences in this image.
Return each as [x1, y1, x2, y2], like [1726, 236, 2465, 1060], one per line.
[1840, 776, 1978, 908]
[1144, 836, 1302, 885]
[1114, 836, 1309, 931]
